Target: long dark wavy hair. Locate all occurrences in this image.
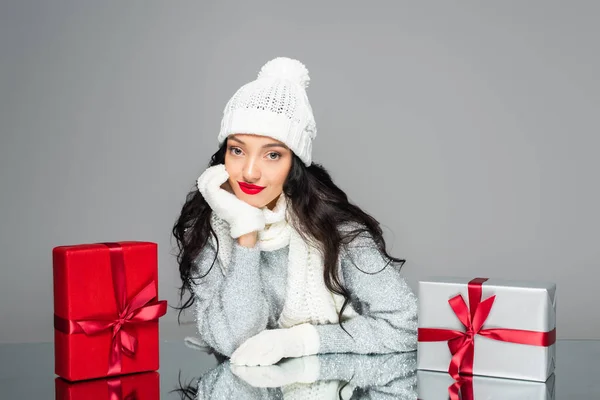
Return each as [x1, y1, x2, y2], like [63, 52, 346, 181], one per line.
[171, 139, 406, 336]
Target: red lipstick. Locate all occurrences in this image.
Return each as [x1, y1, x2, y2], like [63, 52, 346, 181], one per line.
[238, 182, 265, 195]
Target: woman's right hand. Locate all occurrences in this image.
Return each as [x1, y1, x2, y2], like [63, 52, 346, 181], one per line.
[196, 164, 266, 239]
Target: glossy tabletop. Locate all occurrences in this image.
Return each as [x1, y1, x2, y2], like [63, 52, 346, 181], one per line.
[1, 339, 598, 398]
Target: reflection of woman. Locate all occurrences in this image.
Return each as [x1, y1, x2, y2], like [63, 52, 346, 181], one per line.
[174, 352, 417, 400]
[172, 57, 417, 366]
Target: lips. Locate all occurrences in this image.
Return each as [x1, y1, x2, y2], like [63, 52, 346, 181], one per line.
[238, 182, 265, 195]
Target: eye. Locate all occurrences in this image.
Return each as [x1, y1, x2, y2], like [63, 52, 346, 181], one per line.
[228, 146, 243, 156]
[267, 152, 281, 160]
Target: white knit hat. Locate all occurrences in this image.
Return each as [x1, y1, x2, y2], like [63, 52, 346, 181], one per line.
[217, 57, 317, 166]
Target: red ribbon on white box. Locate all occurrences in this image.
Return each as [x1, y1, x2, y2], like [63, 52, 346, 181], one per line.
[418, 277, 556, 381]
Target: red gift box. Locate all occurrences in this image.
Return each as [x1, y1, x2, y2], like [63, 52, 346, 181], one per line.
[55, 371, 160, 400]
[53, 241, 167, 381]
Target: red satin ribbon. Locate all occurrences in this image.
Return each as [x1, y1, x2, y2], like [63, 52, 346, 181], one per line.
[447, 375, 474, 400]
[54, 242, 167, 375]
[417, 375, 473, 400]
[107, 376, 138, 400]
[418, 277, 556, 380]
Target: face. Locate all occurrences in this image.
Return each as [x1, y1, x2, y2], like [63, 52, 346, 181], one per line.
[223, 134, 293, 209]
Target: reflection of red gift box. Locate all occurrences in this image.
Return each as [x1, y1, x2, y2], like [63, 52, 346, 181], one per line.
[53, 242, 167, 381]
[55, 371, 160, 400]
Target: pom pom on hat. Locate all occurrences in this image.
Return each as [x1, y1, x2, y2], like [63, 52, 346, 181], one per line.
[257, 57, 310, 89]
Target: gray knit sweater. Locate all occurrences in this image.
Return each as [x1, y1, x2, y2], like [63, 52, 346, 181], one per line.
[190, 229, 418, 358]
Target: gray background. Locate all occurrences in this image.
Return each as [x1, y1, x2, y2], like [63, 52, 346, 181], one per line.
[1, 1, 598, 343]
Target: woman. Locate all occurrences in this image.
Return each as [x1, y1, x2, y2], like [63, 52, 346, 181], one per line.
[172, 57, 417, 367]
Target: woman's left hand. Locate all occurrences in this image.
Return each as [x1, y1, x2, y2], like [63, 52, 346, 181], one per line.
[230, 323, 320, 366]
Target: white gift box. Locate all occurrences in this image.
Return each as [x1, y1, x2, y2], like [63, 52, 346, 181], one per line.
[417, 369, 556, 400]
[417, 277, 556, 381]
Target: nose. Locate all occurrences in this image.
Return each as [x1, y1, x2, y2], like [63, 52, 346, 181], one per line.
[242, 157, 261, 183]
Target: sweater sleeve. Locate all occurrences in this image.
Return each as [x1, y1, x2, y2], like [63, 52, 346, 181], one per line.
[190, 239, 270, 357]
[313, 231, 418, 355]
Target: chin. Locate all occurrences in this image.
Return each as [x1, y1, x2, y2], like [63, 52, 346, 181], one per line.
[245, 199, 265, 208]
[234, 192, 266, 208]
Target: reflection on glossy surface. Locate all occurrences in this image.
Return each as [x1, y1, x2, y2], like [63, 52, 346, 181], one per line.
[1, 340, 600, 397]
[417, 370, 556, 399]
[173, 352, 418, 399]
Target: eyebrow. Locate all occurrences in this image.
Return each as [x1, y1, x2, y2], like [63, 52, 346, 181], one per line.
[229, 136, 289, 149]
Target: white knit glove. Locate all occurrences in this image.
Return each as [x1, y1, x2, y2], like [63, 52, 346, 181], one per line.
[230, 355, 321, 387]
[230, 323, 320, 366]
[196, 164, 266, 238]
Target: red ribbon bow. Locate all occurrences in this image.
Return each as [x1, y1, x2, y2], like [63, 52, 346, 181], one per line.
[418, 277, 556, 380]
[54, 242, 167, 375]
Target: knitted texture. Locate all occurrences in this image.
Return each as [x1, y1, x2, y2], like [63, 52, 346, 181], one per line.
[217, 57, 317, 166]
[190, 200, 418, 358]
[281, 380, 343, 399]
[208, 193, 358, 331]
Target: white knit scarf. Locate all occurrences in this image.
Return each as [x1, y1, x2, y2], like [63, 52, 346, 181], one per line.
[209, 194, 358, 328]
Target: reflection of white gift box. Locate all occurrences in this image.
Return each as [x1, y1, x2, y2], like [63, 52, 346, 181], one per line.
[417, 277, 556, 381]
[417, 370, 556, 400]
